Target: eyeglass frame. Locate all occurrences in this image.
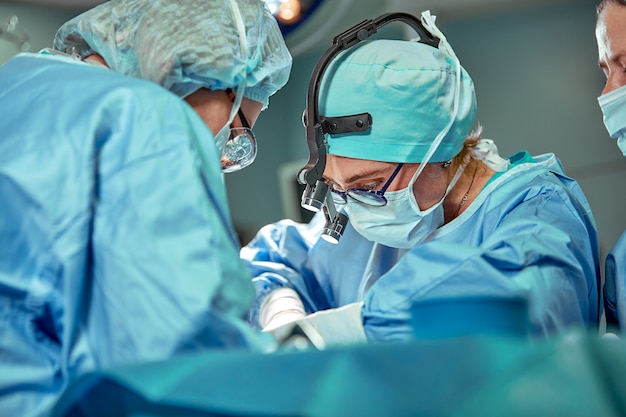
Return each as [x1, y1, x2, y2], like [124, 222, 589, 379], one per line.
[222, 89, 257, 172]
[330, 163, 404, 207]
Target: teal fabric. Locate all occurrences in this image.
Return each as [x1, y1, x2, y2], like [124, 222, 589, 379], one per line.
[50, 331, 626, 417]
[320, 39, 477, 163]
[487, 150, 535, 184]
[53, 0, 292, 105]
[0, 53, 272, 417]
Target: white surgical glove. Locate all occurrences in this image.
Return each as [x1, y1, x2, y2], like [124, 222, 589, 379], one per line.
[259, 288, 306, 332]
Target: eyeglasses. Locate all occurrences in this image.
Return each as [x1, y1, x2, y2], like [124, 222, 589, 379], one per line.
[221, 89, 257, 173]
[330, 163, 404, 207]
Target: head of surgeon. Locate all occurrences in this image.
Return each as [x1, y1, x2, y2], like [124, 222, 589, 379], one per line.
[596, 0, 626, 156]
[53, 0, 292, 171]
[316, 27, 496, 248]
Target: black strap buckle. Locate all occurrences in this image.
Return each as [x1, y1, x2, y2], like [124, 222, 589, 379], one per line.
[320, 113, 372, 135]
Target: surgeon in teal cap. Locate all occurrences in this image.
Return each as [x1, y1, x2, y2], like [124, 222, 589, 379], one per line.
[242, 11, 600, 343]
[0, 0, 291, 415]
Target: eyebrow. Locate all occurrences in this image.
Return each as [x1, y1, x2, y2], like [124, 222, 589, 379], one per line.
[326, 167, 389, 187]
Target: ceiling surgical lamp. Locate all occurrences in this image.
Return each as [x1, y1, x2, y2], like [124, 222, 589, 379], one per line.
[263, 0, 325, 37]
[296, 12, 441, 244]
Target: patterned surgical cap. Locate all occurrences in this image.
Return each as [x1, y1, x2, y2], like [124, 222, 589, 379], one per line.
[53, 0, 292, 107]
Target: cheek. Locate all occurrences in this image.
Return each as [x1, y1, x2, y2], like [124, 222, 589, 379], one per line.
[240, 99, 263, 127]
[193, 104, 230, 136]
[184, 90, 232, 135]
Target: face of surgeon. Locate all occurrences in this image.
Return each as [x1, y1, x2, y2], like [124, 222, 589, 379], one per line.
[597, 2, 626, 95]
[84, 54, 263, 136]
[184, 88, 263, 136]
[323, 154, 450, 211]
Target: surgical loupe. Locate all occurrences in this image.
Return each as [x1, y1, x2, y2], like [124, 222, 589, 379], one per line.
[297, 12, 440, 244]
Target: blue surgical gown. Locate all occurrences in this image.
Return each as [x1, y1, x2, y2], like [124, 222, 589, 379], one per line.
[0, 53, 265, 416]
[242, 152, 601, 341]
[604, 230, 626, 332]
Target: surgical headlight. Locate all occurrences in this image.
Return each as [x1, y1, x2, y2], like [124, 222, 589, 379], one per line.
[297, 12, 440, 244]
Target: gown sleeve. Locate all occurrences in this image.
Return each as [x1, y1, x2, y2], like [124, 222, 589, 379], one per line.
[83, 84, 264, 366]
[240, 213, 331, 328]
[363, 175, 599, 342]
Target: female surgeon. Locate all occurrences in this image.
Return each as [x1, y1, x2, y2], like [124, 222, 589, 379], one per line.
[242, 11, 600, 342]
[596, 0, 626, 334]
[0, 0, 291, 415]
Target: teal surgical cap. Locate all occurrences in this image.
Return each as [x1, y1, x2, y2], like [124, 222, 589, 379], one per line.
[53, 0, 292, 107]
[319, 39, 477, 163]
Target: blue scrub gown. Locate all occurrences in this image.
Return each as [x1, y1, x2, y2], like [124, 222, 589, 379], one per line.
[604, 230, 626, 332]
[0, 52, 265, 417]
[242, 152, 601, 341]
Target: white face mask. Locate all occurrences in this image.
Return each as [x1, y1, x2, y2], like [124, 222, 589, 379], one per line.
[345, 162, 467, 249]
[598, 84, 626, 156]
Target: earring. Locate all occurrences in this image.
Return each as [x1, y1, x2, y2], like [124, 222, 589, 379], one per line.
[442, 160, 452, 168]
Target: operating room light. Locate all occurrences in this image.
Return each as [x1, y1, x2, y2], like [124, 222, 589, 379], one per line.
[263, 0, 325, 36]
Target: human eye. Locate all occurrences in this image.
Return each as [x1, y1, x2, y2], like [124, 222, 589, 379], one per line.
[323, 179, 341, 192]
[360, 180, 382, 191]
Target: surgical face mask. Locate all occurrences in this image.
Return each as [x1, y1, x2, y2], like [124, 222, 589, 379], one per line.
[598, 84, 626, 156]
[345, 161, 467, 249]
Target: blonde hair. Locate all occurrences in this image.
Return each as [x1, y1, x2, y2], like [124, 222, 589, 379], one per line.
[451, 124, 483, 170]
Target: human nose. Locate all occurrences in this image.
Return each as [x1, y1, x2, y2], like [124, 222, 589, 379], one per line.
[602, 78, 616, 96]
[602, 72, 626, 96]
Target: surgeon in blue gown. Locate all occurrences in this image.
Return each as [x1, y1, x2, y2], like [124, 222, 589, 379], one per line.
[596, 0, 626, 334]
[242, 12, 600, 342]
[0, 0, 291, 415]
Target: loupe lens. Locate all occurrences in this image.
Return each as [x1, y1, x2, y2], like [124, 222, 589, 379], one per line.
[321, 212, 348, 244]
[301, 181, 328, 212]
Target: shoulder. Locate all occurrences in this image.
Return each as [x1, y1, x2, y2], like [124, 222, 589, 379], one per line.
[4, 52, 186, 111]
[476, 152, 593, 219]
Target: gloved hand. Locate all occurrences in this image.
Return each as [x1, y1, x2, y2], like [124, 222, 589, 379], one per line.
[259, 287, 306, 332]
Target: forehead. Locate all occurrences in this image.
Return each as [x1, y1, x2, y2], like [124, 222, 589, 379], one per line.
[323, 154, 390, 183]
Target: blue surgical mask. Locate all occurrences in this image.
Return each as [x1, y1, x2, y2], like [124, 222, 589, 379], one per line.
[345, 161, 467, 249]
[598, 84, 626, 156]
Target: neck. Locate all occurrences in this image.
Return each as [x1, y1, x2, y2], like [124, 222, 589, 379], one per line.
[443, 161, 493, 222]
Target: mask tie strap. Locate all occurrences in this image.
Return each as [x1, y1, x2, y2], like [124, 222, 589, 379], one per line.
[407, 11, 462, 188]
[216, 0, 248, 153]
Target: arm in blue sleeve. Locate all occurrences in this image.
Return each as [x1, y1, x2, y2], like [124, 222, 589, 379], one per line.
[364, 184, 599, 342]
[85, 87, 263, 366]
[241, 213, 331, 328]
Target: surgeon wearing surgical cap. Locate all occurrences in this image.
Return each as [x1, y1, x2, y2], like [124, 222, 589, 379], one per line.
[596, 0, 626, 335]
[242, 11, 600, 342]
[0, 0, 291, 415]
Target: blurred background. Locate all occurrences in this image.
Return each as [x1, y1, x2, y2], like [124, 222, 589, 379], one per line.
[1, 0, 623, 272]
